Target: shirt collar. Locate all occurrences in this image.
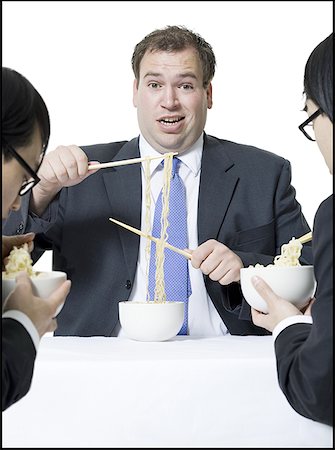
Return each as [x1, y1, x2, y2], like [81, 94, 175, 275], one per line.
[139, 133, 203, 177]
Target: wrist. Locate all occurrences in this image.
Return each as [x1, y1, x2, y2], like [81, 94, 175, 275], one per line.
[30, 182, 60, 216]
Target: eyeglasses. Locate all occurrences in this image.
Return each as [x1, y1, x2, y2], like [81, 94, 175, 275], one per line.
[298, 108, 322, 141]
[2, 140, 46, 196]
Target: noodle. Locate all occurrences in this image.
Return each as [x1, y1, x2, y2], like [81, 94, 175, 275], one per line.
[153, 154, 173, 303]
[143, 157, 152, 301]
[3, 243, 36, 279]
[273, 237, 303, 267]
[250, 237, 303, 268]
[143, 153, 174, 303]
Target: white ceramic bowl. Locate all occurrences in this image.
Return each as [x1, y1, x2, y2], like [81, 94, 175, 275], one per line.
[240, 265, 316, 313]
[119, 300, 185, 342]
[2, 270, 67, 316]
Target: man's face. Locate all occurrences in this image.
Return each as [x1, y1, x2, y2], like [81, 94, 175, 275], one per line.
[133, 48, 212, 154]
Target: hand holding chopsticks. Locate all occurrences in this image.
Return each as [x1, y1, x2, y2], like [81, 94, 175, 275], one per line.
[109, 218, 192, 260]
[88, 152, 178, 171]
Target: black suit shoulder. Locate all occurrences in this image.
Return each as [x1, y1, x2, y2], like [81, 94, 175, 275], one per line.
[205, 134, 288, 166]
[2, 318, 37, 411]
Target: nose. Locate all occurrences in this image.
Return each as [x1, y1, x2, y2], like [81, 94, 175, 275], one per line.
[161, 86, 179, 109]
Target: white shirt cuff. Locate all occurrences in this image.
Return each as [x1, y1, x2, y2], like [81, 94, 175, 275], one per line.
[2, 310, 40, 351]
[273, 315, 313, 341]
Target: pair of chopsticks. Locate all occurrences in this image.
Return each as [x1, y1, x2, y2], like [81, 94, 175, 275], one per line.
[88, 152, 178, 171]
[109, 218, 192, 260]
[297, 231, 312, 244]
[110, 218, 313, 261]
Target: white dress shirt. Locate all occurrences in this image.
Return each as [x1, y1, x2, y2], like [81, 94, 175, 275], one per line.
[272, 315, 313, 341]
[116, 133, 228, 337]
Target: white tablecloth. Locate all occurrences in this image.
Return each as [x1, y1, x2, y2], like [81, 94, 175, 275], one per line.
[2, 335, 332, 448]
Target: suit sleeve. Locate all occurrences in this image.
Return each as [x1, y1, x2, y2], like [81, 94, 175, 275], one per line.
[2, 318, 37, 411]
[274, 196, 333, 426]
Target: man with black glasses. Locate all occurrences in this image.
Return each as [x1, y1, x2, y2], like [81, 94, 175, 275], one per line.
[2, 67, 71, 411]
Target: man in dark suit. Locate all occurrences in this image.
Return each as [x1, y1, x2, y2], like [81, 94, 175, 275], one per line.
[3, 26, 312, 337]
[2, 67, 71, 411]
[251, 34, 333, 427]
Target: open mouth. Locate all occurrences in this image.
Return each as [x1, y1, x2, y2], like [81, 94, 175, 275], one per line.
[158, 116, 184, 125]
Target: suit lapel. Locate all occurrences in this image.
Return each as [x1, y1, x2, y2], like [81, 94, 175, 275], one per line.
[198, 135, 239, 244]
[102, 138, 142, 276]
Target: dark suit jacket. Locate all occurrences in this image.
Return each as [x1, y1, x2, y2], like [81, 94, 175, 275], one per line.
[2, 318, 36, 411]
[274, 195, 333, 427]
[3, 134, 312, 336]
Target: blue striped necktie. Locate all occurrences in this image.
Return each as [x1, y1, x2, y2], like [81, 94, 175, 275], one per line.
[148, 157, 191, 335]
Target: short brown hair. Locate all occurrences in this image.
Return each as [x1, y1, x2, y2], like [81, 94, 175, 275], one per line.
[131, 25, 216, 88]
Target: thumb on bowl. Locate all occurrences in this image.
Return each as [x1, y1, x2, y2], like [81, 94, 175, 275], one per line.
[46, 280, 72, 315]
[251, 276, 278, 305]
[15, 271, 33, 286]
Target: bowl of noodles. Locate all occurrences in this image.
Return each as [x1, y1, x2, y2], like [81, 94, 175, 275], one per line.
[119, 300, 185, 342]
[2, 244, 67, 316]
[240, 238, 316, 313]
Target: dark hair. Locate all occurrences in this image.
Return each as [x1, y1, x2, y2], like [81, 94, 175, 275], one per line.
[304, 33, 333, 122]
[131, 25, 216, 89]
[2, 67, 50, 160]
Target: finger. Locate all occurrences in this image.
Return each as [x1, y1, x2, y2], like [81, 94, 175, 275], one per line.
[58, 145, 88, 179]
[15, 232, 35, 244]
[46, 280, 72, 314]
[251, 307, 259, 321]
[49, 149, 80, 183]
[251, 276, 278, 305]
[8, 272, 34, 301]
[251, 307, 266, 327]
[218, 267, 240, 285]
[15, 271, 33, 288]
[39, 146, 84, 184]
[304, 298, 315, 316]
[21, 233, 36, 253]
[190, 240, 217, 268]
[47, 318, 58, 333]
[207, 259, 229, 281]
[87, 160, 100, 174]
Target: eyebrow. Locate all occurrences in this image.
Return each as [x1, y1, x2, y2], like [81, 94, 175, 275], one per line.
[143, 72, 198, 80]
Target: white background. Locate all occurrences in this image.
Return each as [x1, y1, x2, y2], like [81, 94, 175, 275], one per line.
[2, 1, 333, 271]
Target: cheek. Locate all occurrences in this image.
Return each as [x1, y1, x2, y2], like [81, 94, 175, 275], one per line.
[315, 122, 331, 156]
[2, 171, 22, 216]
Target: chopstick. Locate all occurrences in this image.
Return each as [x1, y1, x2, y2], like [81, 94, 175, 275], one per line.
[109, 218, 192, 260]
[297, 231, 312, 244]
[88, 152, 178, 171]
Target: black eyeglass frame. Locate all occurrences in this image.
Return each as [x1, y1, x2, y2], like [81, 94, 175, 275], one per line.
[2, 140, 44, 196]
[298, 108, 322, 141]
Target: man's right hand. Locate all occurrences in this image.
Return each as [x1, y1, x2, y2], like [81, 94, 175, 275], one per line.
[31, 145, 97, 216]
[3, 272, 71, 337]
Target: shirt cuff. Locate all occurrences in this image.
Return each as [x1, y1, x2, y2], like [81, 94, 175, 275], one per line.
[273, 315, 313, 341]
[2, 310, 40, 351]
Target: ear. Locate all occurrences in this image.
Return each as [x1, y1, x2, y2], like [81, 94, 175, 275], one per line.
[133, 79, 139, 107]
[206, 83, 213, 109]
